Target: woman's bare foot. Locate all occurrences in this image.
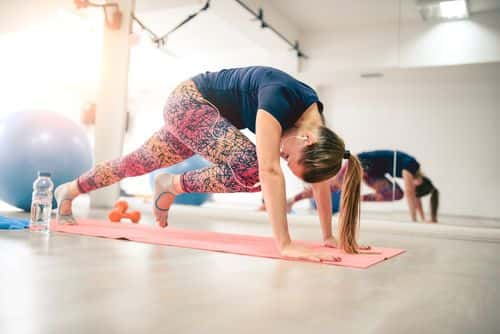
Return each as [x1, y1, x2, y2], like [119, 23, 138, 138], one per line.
[55, 181, 80, 224]
[153, 173, 182, 228]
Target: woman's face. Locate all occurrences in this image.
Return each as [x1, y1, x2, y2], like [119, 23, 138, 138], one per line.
[280, 136, 307, 179]
[414, 176, 423, 186]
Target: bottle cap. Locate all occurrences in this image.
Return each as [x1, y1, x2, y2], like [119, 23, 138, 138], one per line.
[38, 172, 51, 177]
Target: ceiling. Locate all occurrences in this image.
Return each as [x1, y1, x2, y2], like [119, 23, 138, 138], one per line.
[268, 0, 404, 31]
[133, 4, 259, 56]
[129, 0, 500, 59]
[267, 0, 500, 32]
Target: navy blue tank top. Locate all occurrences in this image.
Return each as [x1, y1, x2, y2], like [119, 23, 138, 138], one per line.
[357, 150, 420, 178]
[192, 66, 323, 132]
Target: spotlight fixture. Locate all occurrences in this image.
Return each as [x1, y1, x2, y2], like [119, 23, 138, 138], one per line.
[417, 0, 469, 21]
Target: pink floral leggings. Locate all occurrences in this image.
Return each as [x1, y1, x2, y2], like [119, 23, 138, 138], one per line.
[77, 81, 260, 194]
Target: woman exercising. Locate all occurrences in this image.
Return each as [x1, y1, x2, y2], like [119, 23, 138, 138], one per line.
[286, 150, 439, 222]
[55, 66, 367, 261]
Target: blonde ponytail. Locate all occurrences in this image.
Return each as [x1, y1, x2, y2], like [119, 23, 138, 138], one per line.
[339, 155, 362, 253]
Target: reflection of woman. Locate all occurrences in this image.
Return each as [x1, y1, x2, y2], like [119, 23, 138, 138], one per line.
[287, 150, 439, 222]
[55, 66, 369, 259]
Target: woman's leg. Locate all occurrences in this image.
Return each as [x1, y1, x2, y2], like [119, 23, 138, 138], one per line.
[77, 129, 193, 192]
[151, 81, 261, 226]
[362, 175, 403, 201]
[56, 127, 194, 223]
[163, 81, 260, 194]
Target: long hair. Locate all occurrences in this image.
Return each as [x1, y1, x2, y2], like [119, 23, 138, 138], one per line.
[300, 126, 362, 253]
[416, 176, 439, 222]
[301, 127, 344, 183]
[338, 155, 362, 253]
[430, 189, 439, 222]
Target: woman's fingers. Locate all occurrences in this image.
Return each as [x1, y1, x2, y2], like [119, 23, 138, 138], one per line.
[281, 242, 342, 263]
[316, 253, 341, 262]
[324, 255, 341, 262]
[307, 255, 321, 262]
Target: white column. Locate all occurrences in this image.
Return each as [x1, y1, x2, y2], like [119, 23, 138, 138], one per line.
[91, 0, 135, 208]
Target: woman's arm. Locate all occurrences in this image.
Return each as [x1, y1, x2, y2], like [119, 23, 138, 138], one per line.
[402, 170, 418, 222]
[255, 110, 290, 249]
[255, 110, 339, 262]
[311, 181, 334, 243]
[415, 197, 425, 221]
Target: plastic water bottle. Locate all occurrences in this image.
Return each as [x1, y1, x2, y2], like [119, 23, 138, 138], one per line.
[30, 172, 54, 233]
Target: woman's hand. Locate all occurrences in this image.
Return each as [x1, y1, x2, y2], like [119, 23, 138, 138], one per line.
[323, 236, 338, 248]
[280, 241, 341, 262]
[324, 236, 371, 251]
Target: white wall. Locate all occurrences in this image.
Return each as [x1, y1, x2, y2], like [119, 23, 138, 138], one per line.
[319, 63, 500, 218]
[302, 11, 500, 75]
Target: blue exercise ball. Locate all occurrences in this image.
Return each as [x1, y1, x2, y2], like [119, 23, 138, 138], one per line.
[0, 110, 93, 211]
[149, 155, 211, 206]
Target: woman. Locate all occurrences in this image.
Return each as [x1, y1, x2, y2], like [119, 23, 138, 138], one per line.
[55, 66, 366, 261]
[287, 150, 439, 222]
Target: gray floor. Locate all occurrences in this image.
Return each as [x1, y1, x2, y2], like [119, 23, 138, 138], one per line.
[1, 208, 500, 334]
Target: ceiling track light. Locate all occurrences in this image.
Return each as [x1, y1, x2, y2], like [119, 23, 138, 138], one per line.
[417, 0, 469, 21]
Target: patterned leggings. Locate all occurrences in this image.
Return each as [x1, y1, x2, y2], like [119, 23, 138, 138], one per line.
[77, 80, 261, 194]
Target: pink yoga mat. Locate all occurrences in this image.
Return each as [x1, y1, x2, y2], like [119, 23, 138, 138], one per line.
[50, 219, 405, 268]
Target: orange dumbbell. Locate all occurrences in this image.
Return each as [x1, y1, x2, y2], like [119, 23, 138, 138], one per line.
[114, 200, 128, 213]
[108, 200, 141, 223]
